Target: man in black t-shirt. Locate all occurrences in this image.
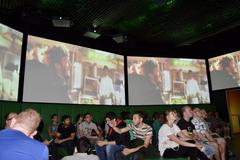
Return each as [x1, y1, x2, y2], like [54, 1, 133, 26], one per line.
[177, 106, 220, 160]
[51, 115, 76, 158]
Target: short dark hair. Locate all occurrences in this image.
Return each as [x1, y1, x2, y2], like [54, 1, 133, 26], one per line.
[143, 59, 158, 74]
[47, 46, 67, 64]
[51, 114, 58, 119]
[76, 137, 91, 153]
[76, 114, 83, 122]
[133, 111, 145, 119]
[120, 111, 130, 120]
[105, 112, 116, 120]
[61, 115, 70, 122]
[152, 112, 160, 120]
[84, 113, 92, 119]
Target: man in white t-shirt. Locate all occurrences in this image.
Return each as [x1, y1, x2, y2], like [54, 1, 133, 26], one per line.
[186, 70, 200, 104]
[78, 113, 101, 146]
[99, 66, 115, 105]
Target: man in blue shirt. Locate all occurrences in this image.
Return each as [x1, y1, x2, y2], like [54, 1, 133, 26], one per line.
[0, 108, 48, 160]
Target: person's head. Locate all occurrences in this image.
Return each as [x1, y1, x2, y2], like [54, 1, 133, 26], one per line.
[76, 137, 91, 153]
[165, 109, 177, 123]
[152, 112, 160, 120]
[220, 56, 237, 74]
[47, 46, 70, 77]
[200, 109, 208, 119]
[188, 70, 194, 79]
[159, 112, 165, 123]
[192, 108, 202, 119]
[120, 111, 130, 120]
[105, 112, 116, 125]
[182, 106, 193, 120]
[61, 115, 71, 126]
[132, 111, 144, 126]
[103, 65, 109, 76]
[12, 109, 41, 138]
[76, 114, 83, 124]
[51, 114, 58, 123]
[143, 58, 159, 80]
[5, 112, 17, 129]
[84, 113, 93, 123]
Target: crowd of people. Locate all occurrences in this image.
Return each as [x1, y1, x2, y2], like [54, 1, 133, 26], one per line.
[0, 107, 230, 160]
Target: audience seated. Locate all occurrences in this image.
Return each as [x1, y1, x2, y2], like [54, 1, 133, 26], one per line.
[0, 107, 230, 160]
[48, 114, 59, 141]
[52, 115, 76, 158]
[78, 113, 101, 146]
[177, 106, 216, 160]
[95, 112, 130, 160]
[0, 108, 48, 160]
[62, 137, 99, 160]
[158, 109, 209, 160]
[192, 108, 226, 160]
[75, 114, 83, 139]
[109, 111, 155, 160]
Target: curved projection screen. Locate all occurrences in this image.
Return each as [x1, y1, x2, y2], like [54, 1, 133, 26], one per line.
[23, 35, 125, 105]
[209, 51, 240, 91]
[0, 23, 23, 101]
[128, 57, 210, 105]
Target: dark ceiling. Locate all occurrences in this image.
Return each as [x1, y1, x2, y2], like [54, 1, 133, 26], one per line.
[1, 0, 240, 58]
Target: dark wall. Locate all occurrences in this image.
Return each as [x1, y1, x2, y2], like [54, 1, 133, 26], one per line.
[211, 90, 229, 122]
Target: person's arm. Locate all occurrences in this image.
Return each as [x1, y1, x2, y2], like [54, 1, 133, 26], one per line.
[96, 140, 116, 147]
[177, 131, 192, 141]
[57, 132, 75, 144]
[122, 135, 152, 156]
[193, 130, 208, 141]
[108, 121, 130, 134]
[168, 134, 202, 149]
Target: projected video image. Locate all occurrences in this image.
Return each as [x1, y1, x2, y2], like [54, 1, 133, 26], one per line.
[23, 35, 125, 105]
[0, 23, 23, 101]
[128, 57, 210, 105]
[209, 51, 240, 90]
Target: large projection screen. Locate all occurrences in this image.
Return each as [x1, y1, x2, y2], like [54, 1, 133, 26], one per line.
[23, 35, 125, 105]
[128, 57, 210, 105]
[0, 23, 23, 101]
[209, 51, 240, 91]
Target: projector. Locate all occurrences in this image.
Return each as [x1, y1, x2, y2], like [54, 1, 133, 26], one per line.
[52, 16, 72, 27]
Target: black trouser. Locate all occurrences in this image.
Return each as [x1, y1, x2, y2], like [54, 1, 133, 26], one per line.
[163, 146, 209, 160]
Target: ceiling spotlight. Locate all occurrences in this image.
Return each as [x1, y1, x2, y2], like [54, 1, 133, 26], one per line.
[52, 16, 72, 27]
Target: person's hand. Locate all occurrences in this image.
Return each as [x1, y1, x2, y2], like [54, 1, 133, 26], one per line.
[54, 139, 63, 144]
[108, 120, 116, 128]
[195, 143, 203, 150]
[43, 140, 51, 145]
[96, 140, 106, 147]
[122, 148, 132, 156]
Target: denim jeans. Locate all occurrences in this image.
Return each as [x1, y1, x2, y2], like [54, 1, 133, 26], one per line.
[96, 144, 125, 160]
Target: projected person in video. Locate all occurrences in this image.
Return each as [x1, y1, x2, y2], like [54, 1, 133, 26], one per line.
[45, 46, 71, 103]
[211, 56, 238, 90]
[130, 58, 165, 105]
[186, 70, 200, 104]
[99, 66, 115, 105]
